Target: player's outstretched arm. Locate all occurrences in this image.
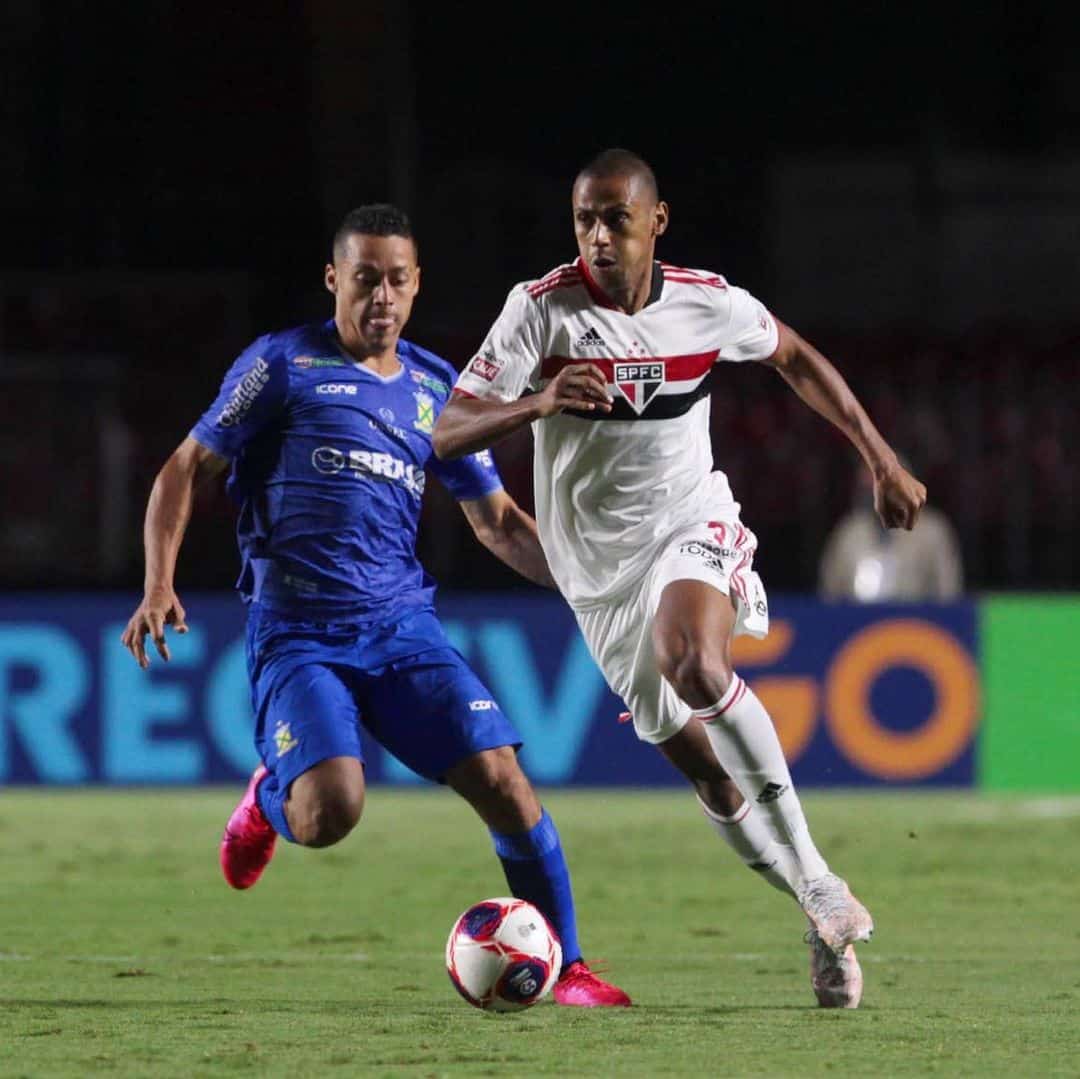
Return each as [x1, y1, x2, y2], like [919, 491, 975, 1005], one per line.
[433, 364, 613, 460]
[458, 489, 557, 589]
[763, 322, 927, 530]
[120, 436, 228, 668]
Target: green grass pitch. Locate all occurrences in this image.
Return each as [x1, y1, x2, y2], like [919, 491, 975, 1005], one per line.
[1, 788, 1077, 1077]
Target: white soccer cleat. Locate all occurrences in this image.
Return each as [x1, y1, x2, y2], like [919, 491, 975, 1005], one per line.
[807, 927, 863, 1009]
[797, 873, 874, 953]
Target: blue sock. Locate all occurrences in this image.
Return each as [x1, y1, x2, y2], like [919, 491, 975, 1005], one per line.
[490, 809, 581, 970]
[256, 770, 297, 843]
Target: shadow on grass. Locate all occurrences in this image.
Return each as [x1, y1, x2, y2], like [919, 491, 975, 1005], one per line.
[3, 998, 891, 1020]
[643, 1004, 828, 1017]
[3, 999, 232, 1010]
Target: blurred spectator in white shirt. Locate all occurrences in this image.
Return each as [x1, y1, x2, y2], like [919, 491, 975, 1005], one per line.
[819, 460, 963, 601]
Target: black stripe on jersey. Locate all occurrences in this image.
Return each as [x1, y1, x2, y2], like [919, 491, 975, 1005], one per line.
[563, 367, 716, 422]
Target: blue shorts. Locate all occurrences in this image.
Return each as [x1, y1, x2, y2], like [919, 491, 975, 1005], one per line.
[245, 604, 521, 788]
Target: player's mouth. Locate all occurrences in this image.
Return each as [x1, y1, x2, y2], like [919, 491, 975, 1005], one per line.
[592, 255, 618, 271]
[365, 316, 396, 333]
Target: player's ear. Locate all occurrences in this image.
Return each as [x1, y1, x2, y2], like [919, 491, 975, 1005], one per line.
[653, 200, 670, 238]
[414, 265, 421, 295]
[324, 263, 337, 294]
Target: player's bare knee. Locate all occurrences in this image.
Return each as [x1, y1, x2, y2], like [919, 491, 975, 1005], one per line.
[307, 804, 361, 848]
[654, 634, 733, 706]
[292, 786, 364, 847]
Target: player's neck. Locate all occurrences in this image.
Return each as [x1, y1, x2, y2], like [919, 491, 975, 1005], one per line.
[335, 321, 402, 376]
[605, 262, 654, 315]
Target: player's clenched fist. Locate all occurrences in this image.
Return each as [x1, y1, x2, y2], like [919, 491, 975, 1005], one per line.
[120, 589, 189, 668]
[536, 363, 613, 417]
[874, 463, 927, 531]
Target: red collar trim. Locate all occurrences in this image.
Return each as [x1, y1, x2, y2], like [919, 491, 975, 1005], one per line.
[574, 256, 620, 310]
[574, 256, 665, 312]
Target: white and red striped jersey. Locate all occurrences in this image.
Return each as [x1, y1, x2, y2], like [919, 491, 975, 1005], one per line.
[453, 256, 779, 607]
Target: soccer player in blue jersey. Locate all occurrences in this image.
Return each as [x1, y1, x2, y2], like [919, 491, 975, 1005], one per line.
[119, 204, 630, 1008]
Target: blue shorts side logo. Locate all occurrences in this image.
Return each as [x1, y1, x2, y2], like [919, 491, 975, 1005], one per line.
[274, 722, 299, 757]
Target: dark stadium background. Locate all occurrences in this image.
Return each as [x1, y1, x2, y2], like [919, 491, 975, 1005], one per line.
[2, 3, 1077, 596]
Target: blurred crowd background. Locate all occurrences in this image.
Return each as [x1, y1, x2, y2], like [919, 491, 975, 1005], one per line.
[3, 3, 1077, 596]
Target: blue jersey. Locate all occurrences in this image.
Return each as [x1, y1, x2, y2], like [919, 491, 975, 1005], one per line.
[190, 320, 501, 620]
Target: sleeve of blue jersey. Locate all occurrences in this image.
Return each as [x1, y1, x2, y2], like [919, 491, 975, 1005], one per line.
[189, 335, 288, 460]
[429, 447, 504, 502]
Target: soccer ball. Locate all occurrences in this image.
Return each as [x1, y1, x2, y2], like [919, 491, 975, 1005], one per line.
[445, 897, 562, 1012]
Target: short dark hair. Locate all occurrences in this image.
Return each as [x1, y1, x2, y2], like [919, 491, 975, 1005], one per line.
[575, 148, 659, 203]
[332, 203, 416, 261]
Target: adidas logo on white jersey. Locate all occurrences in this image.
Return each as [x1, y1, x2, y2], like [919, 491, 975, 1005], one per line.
[574, 326, 607, 349]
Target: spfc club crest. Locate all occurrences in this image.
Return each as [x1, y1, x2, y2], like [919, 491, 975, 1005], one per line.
[614, 361, 664, 415]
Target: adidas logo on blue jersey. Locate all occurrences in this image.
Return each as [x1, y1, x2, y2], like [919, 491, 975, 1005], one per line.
[574, 326, 607, 349]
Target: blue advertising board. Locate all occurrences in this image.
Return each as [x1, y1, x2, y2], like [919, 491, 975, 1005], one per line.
[0, 593, 978, 786]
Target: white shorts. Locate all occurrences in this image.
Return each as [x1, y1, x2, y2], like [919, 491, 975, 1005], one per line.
[574, 515, 770, 746]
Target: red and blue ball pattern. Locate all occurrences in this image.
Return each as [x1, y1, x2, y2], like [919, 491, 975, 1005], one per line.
[446, 897, 562, 1012]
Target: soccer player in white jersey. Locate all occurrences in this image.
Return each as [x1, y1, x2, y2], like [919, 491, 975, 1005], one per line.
[433, 149, 926, 1008]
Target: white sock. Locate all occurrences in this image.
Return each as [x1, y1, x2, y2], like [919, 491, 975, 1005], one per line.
[694, 675, 829, 891]
[696, 795, 798, 898]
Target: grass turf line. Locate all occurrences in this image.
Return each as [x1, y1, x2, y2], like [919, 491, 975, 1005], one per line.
[1, 789, 1077, 1077]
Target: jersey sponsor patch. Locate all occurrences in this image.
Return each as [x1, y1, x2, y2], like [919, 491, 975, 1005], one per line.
[678, 539, 736, 573]
[316, 382, 357, 395]
[293, 355, 345, 368]
[614, 361, 664, 415]
[369, 416, 409, 440]
[311, 445, 426, 499]
[409, 368, 450, 396]
[217, 357, 270, 427]
[468, 350, 502, 382]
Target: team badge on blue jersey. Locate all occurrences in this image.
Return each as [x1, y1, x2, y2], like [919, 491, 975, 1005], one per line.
[413, 391, 435, 433]
[274, 721, 299, 757]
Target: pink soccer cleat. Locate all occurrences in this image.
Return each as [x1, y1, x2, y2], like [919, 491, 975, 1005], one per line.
[797, 873, 874, 954]
[807, 927, 864, 1008]
[220, 765, 277, 890]
[552, 961, 632, 1007]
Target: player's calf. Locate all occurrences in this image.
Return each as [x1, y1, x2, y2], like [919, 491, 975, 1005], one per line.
[446, 746, 542, 833]
[654, 721, 744, 818]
